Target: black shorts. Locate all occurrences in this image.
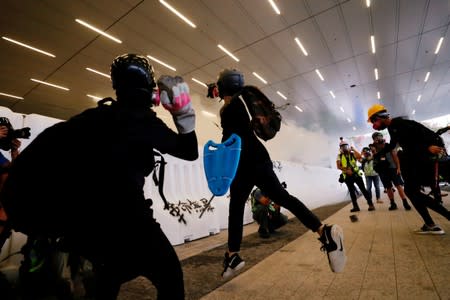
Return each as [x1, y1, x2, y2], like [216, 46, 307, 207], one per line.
[379, 168, 404, 188]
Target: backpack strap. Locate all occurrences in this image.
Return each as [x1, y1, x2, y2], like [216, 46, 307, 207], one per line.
[152, 150, 169, 210]
[237, 95, 253, 123]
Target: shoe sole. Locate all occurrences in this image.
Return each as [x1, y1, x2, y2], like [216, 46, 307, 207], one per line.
[222, 261, 245, 280]
[328, 225, 347, 273]
[415, 230, 445, 235]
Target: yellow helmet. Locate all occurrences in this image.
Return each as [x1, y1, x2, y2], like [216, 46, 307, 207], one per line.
[367, 104, 387, 122]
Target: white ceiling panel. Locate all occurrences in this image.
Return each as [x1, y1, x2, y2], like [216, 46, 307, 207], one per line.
[371, 0, 396, 46]
[398, 0, 427, 41]
[0, 0, 449, 138]
[396, 36, 420, 74]
[315, 7, 353, 62]
[341, 0, 371, 56]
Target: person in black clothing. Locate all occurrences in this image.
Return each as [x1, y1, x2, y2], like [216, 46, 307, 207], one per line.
[217, 69, 346, 279]
[0, 54, 198, 299]
[368, 104, 450, 234]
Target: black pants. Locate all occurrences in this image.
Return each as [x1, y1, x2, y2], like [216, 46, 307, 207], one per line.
[344, 175, 373, 208]
[79, 215, 184, 300]
[228, 161, 322, 252]
[401, 162, 450, 225]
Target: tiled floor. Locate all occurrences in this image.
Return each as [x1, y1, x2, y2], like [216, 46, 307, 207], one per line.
[179, 194, 450, 300]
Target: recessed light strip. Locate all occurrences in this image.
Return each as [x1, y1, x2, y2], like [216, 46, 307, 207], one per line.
[374, 68, 379, 80]
[252, 72, 267, 84]
[346, 117, 352, 123]
[424, 71, 430, 82]
[277, 91, 287, 100]
[87, 94, 102, 100]
[217, 44, 239, 62]
[159, 0, 197, 28]
[0, 92, 24, 100]
[294, 37, 308, 56]
[192, 78, 207, 88]
[268, 0, 281, 14]
[417, 94, 422, 102]
[147, 55, 176, 71]
[370, 35, 376, 54]
[75, 19, 122, 44]
[340, 106, 345, 113]
[2, 36, 55, 57]
[377, 91, 380, 99]
[295, 105, 303, 112]
[412, 109, 416, 115]
[31, 78, 69, 91]
[86, 67, 110, 78]
[329, 90, 336, 98]
[366, 0, 371, 7]
[435, 37, 444, 54]
[315, 69, 324, 81]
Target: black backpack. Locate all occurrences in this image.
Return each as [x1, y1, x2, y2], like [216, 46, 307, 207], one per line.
[235, 86, 282, 141]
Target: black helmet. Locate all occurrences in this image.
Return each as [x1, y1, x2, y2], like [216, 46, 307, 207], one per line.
[216, 69, 244, 99]
[362, 147, 370, 152]
[372, 132, 383, 140]
[110, 54, 156, 94]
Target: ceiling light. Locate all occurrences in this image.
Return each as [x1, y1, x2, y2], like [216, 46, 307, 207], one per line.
[159, 0, 196, 28]
[277, 91, 287, 100]
[435, 37, 444, 54]
[374, 68, 379, 80]
[87, 94, 102, 100]
[192, 78, 207, 88]
[352, 126, 356, 131]
[315, 69, 324, 81]
[329, 90, 336, 98]
[201, 110, 217, 118]
[294, 37, 308, 56]
[75, 19, 122, 43]
[417, 94, 422, 102]
[412, 109, 416, 115]
[424, 71, 430, 82]
[295, 105, 303, 112]
[0, 92, 23, 100]
[31, 78, 69, 91]
[86, 67, 110, 78]
[2, 36, 55, 57]
[147, 55, 176, 71]
[370, 35, 376, 54]
[346, 117, 352, 123]
[252, 72, 267, 84]
[366, 0, 371, 7]
[340, 106, 345, 113]
[217, 44, 240, 62]
[377, 91, 380, 99]
[268, 0, 281, 14]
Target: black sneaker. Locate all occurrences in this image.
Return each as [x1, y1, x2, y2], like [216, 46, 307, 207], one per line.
[258, 227, 270, 239]
[350, 207, 360, 212]
[388, 202, 398, 211]
[402, 200, 412, 210]
[368, 205, 375, 211]
[318, 224, 347, 273]
[415, 224, 445, 235]
[221, 252, 245, 279]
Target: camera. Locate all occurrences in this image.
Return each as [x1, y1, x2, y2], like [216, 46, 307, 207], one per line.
[206, 83, 218, 99]
[0, 117, 31, 151]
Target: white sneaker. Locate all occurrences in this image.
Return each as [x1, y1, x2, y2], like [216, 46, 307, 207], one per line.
[319, 224, 347, 273]
[415, 224, 445, 235]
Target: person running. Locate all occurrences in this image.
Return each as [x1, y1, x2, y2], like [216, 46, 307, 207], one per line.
[367, 104, 450, 234]
[216, 68, 346, 279]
